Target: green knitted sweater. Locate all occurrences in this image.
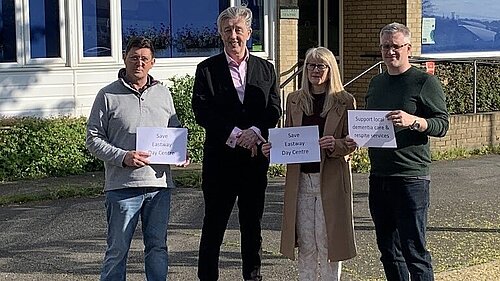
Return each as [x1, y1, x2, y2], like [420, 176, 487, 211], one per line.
[365, 66, 449, 177]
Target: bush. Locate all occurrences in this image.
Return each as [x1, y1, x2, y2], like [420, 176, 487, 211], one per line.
[434, 61, 500, 114]
[351, 148, 370, 173]
[168, 75, 205, 163]
[0, 117, 102, 181]
[268, 164, 286, 177]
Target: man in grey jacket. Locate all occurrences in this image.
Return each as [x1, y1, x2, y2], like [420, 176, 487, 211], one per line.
[86, 36, 184, 281]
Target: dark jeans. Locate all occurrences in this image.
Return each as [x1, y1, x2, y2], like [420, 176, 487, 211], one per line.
[369, 175, 434, 281]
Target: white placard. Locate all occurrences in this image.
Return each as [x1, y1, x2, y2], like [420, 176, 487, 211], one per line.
[136, 127, 188, 164]
[268, 126, 321, 164]
[348, 110, 397, 148]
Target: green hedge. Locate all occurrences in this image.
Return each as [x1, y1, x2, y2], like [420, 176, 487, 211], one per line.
[434, 61, 500, 114]
[0, 117, 102, 181]
[168, 75, 205, 163]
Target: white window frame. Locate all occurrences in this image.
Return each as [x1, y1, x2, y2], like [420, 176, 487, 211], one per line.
[76, 0, 122, 65]
[0, 0, 22, 68]
[73, 0, 275, 65]
[236, 0, 274, 61]
[23, 0, 67, 65]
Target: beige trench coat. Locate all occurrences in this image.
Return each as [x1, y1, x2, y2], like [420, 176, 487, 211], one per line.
[280, 90, 357, 262]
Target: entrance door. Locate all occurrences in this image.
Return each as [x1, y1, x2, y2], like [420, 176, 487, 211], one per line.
[298, 0, 341, 63]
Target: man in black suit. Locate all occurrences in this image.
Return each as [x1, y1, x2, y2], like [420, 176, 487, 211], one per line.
[192, 6, 282, 281]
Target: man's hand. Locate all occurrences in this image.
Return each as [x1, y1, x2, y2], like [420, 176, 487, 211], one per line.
[123, 151, 150, 167]
[236, 129, 259, 149]
[386, 110, 414, 128]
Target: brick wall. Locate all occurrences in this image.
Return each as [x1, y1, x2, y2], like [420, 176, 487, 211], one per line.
[431, 112, 500, 151]
[277, 18, 299, 126]
[406, 0, 422, 55]
[342, 0, 423, 108]
[278, 18, 299, 94]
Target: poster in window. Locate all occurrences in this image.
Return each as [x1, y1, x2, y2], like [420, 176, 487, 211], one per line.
[422, 18, 436, 45]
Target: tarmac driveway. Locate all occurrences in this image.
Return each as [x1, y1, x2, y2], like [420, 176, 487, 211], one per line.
[0, 155, 499, 280]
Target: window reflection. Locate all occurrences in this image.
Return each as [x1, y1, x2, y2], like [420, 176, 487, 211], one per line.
[121, 0, 229, 58]
[83, 0, 111, 57]
[0, 0, 16, 62]
[122, 0, 171, 58]
[244, 0, 264, 52]
[171, 0, 225, 57]
[29, 0, 61, 59]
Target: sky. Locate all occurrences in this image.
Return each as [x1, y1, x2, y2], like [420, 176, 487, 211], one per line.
[430, 0, 500, 21]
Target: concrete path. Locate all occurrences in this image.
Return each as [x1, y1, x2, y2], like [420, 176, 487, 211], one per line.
[0, 155, 499, 280]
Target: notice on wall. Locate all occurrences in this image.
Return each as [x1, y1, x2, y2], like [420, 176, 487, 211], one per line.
[347, 110, 397, 148]
[422, 17, 436, 45]
[268, 126, 321, 164]
[136, 127, 188, 164]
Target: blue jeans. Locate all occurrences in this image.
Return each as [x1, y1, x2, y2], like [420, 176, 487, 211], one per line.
[100, 187, 172, 281]
[369, 176, 434, 281]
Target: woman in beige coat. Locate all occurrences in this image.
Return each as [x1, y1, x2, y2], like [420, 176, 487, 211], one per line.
[263, 47, 357, 280]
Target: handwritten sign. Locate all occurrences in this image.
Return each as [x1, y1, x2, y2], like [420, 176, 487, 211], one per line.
[347, 110, 397, 148]
[268, 126, 321, 164]
[136, 127, 188, 164]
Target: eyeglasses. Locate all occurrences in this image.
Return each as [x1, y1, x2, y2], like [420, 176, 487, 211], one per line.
[128, 56, 152, 64]
[306, 63, 329, 71]
[379, 43, 410, 52]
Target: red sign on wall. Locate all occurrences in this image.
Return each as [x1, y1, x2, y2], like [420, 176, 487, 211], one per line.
[425, 61, 435, 75]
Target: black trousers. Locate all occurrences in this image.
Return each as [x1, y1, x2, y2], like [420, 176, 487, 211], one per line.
[197, 153, 268, 281]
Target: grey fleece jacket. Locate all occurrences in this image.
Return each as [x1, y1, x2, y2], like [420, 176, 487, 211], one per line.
[86, 71, 181, 191]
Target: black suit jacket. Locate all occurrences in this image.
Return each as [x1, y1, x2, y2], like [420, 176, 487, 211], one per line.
[192, 53, 282, 164]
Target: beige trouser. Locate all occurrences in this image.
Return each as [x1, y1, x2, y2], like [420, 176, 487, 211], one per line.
[296, 172, 341, 281]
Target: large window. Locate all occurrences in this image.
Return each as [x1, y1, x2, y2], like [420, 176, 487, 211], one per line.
[1, 0, 271, 65]
[245, 0, 265, 52]
[0, 0, 16, 63]
[121, 0, 266, 58]
[122, 0, 228, 58]
[29, 0, 61, 59]
[0, 0, 65, 64]
[422, 0, 500, 56]
[83, 0, 111, 57]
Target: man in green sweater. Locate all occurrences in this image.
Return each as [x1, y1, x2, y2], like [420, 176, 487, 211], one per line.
[365, 23, 449, 281]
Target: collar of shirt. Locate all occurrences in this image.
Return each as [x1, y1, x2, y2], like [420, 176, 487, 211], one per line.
[224, 49, 249, 103]
[224, 48, 249, 66]
[118, 68, 156, 96]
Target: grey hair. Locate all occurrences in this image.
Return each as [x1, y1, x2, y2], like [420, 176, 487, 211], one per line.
[380, 22, 411, 43]
[217, 6, 253, 34]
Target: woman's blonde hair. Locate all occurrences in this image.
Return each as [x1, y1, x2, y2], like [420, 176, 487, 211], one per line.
[297, 47, 349, 117]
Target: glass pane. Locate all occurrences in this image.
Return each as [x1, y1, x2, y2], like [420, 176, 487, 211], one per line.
[171, 0, 227, 57]
[83, 0, 111, 57]
[0, 0, 16, 62]
[29, 0, 61, 59]
[327, 0, 340, 56]
[122, 0, 172, 58]
[298, 0, 318, 60]
[244, 0, 264, 52]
